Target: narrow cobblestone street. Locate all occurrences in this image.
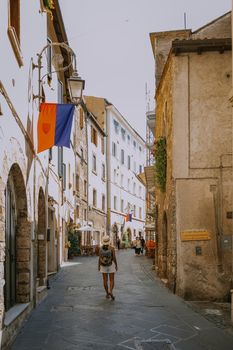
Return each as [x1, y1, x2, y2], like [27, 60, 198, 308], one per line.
[11, 250, 233, 350]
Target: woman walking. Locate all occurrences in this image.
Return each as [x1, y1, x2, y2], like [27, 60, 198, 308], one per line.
[98, 236, 118, 300]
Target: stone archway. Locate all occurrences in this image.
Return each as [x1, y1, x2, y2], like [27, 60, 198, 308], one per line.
[37, 188, 46, 286]
[162, 211, 168, 278]
[4, 164, 31, 311]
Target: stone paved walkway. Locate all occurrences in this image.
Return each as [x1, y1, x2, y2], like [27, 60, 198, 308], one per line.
[11, 250, 233, 349]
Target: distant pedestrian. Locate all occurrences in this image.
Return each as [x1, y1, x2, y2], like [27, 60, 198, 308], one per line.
[117, 236, 121, 250]
[140, 237, 145, 255]
[98, 236, 118, 300]
[135, 237, 141, 255]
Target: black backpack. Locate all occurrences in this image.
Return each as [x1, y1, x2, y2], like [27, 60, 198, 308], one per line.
[99, 246, 113, 266]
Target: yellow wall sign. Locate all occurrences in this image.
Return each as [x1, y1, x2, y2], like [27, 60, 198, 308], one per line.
[181, 230, 211, 242]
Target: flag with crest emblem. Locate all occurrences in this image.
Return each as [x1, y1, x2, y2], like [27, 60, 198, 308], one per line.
[37, 103, 75, 153]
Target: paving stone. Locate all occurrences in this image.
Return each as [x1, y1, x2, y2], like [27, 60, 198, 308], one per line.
[11, 251, 233, 350]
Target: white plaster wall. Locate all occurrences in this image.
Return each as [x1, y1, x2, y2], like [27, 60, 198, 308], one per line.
[106, 106, 146, 238]
[87, 120, 106, 213]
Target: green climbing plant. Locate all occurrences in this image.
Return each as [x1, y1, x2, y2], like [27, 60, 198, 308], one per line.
[154, 137, 167, 192]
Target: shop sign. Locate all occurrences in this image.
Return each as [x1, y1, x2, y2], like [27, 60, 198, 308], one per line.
[181, 230, 211, 241]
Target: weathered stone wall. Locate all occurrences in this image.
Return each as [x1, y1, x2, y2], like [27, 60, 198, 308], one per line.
[150, 30, 191, 87]
[172, 49, 232, 300]
[154, 14, 232, 300]
[176, 178, 231, 300]
[155, 59, 177, 289]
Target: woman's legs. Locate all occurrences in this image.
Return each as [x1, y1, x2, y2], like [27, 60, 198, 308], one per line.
[109, 273, 115, 300]
[102, 273, 109, 297]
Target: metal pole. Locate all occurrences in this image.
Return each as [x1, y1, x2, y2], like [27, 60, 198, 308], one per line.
[184, 12, 187, 30]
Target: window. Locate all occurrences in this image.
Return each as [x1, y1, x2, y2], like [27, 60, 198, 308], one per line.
[80, 108, 84, 129]
[139, 165, 142, 173]
[121, 128, 126, 140]
[127, 155, 131, 170]
[121, 199, 124, 213]
[49, 148, 52, 162]
[120, 174, 124, 188]
[139, 207, 142, 219]
[139, 146, 142, 152]
[84, 180, 87, 196]
[102, 195, 105, 212]
[102, 164, 105, 180]
[139, 186, 142, 198]
[113, 119, 119, 134]
[121, 149, 124, 165]
[114, 196, 117, 210]
[84, 209, 87, 221]
[62, 163, 66, 191]
[93, 189, 97, 207]
[127, 134, 130, 144]
[58, 147, 63, 177]
[92, 154, 97, 173]
[76, 174, 80, 192]
[8, 0, 23, 66]
[133, 205, 136, 217]
[133, 183, 136, 195]
[58, 80, 63, 103]
[112, 142, 117, 157]
[101, 137, 105, 154]
[80, 147, 84, 162]
[91, 126, 98, 146]
[76, 205, 80, 218]
[133, 140, 136, 149]
[114, 169, 117, 184]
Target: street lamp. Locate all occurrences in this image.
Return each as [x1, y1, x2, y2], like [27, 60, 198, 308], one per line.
[67, 69, 85, 105]
[33, 41, 85, 106]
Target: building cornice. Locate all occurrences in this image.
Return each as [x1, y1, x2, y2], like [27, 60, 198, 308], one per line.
[172, 38, 231, 55]
[155, 38, 232, 100]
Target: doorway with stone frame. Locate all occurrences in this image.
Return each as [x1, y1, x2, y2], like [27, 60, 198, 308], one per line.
[4, 164, 31, 311]
[37, 188, 46, 286]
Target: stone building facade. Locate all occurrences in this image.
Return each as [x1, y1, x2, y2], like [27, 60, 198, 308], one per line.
[0, 1, 80, 348]
[150, 12, 233, 300]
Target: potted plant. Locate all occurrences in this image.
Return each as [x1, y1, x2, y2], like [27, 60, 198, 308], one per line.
[68, 229, 80, 258]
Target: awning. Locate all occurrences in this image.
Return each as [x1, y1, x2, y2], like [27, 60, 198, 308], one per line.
[76, 225, 98, 232]
[145, 223, 156, 231]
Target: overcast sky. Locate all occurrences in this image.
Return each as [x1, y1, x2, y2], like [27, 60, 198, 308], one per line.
[60, 0, 231, 138]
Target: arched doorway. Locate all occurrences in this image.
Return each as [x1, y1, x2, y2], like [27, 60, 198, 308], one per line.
[37, 188, 46, 286]
[4, 164, 30, 310]
[162, 211, 168, 278]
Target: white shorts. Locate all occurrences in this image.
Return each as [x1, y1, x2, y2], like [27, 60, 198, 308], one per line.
[100, 264, 116, 273]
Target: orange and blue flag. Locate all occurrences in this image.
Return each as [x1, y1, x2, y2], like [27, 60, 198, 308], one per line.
[37, 103, 75, 153]
[125, 214, 132, 222]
